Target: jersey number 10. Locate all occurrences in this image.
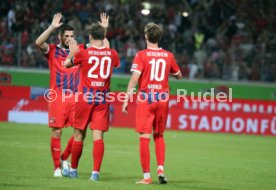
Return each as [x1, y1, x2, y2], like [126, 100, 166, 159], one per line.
[87, 56, 111, 79]
[149, 58, 166, 81]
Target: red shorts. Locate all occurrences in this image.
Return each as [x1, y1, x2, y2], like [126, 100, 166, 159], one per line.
[48, 94, 75, 128]
[136, 101, 168, 134]
[74, 102, 110, 131]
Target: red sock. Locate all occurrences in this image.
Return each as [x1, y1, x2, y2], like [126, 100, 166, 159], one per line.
[140, 137, 150, 173]
[71, 141, 83, 169]
[61, 135, 74, 161]
[51, 137, 61, 169]
[93, 139, 104, 172]
[153, 134, 165, 166]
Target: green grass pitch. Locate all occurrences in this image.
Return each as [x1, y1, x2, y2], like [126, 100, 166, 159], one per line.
[0, 122, 276, 190]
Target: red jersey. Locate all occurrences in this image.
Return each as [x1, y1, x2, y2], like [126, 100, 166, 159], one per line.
[45, 44, 84, 93]
[131, 48, 180, 94]
[73, 46, 120, 100]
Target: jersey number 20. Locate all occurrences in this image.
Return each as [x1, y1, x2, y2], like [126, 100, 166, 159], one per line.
[149, 58, 166, 81]
[88, 56, 111, 79]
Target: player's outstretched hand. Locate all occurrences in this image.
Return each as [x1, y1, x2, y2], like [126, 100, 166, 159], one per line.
[99, 12, 109, 28]
[122, 102, 128, 115]
[51, 13, 63, 28]
[68, 39, 79, 55]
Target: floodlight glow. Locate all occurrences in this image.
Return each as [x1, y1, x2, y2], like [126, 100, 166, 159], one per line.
[182, 12, 189, 17]
[141, 9, 150, 15]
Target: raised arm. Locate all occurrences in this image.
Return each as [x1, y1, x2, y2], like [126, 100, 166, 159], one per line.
[35, 13, 63, 53]
[64, 39, 79, 68]
[99, 12, 110, 47]
[99, 12, 109, 37]
[103, 38, 110, 48]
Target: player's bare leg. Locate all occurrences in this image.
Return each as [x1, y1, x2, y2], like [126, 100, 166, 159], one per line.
[51, 128, 62, 177]
[153, 133, 167, 184]
[90, 130, 104, 181]
[69, 128, 86, 178]
[136, 133, 152, 184]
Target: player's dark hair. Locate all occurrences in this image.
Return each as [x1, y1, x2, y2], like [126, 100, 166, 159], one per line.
[144, 23, 163, 43]
[59, 25, 75, 35]
[89, 23, 105, 40]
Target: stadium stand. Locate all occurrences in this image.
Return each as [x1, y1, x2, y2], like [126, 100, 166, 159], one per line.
[0, 0, 275, 82]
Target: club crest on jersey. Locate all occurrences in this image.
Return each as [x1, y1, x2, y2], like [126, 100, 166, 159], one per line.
[49, 118, 55, 123]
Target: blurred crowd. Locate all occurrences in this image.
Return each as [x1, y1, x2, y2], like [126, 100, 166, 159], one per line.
[0, 0, 275, 82]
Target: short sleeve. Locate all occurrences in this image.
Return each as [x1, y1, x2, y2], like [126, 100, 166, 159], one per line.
[112, 50, 120, 68]
[73, 49, 84, 65]
[130, 52, 143, 74]
[170, 54, 180, 75]
[43, 44, 54, 59]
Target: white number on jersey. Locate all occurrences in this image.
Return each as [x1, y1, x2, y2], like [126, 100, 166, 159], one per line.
[149, 58, 166, 81]
[87, 56, 112, 79]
